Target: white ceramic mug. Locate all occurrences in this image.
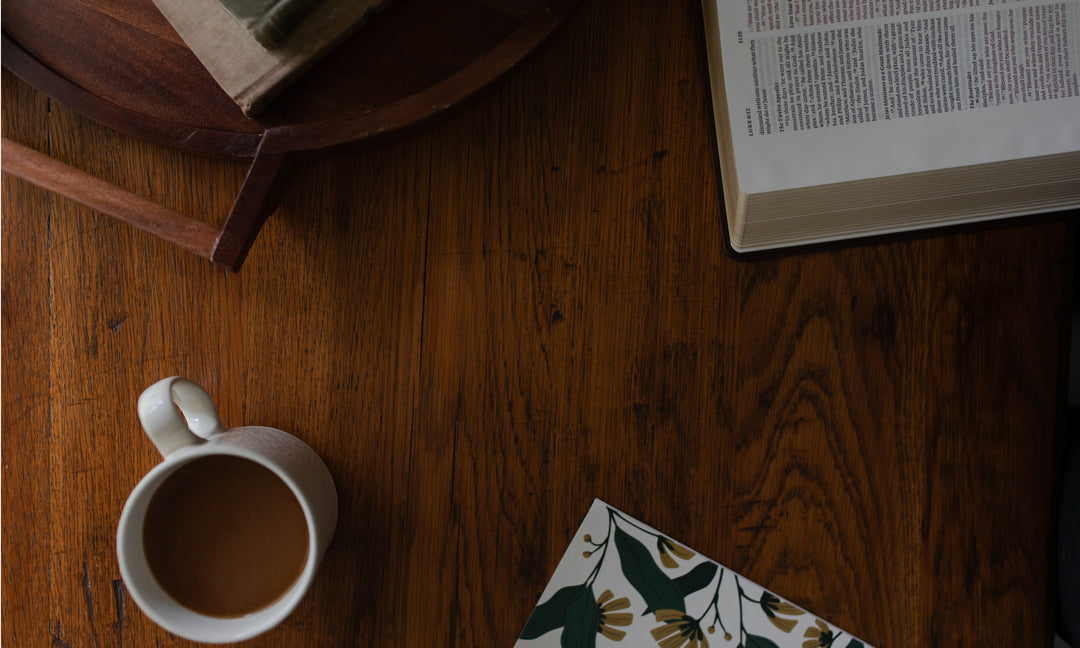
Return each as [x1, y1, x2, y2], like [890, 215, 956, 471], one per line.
[116, 377, 338, 643]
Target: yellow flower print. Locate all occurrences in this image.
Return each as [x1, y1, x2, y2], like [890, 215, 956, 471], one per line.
[650, 610, 709, 648]
[760, 591, 804, 633]
[596, 589, 633, 641]
[803, 619, 836, 648]
[656, 537, 695, 569]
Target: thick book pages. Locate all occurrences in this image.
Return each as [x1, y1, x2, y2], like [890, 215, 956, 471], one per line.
[515, 500, 874, 647]
[701, 0, 1080, 251]
[153, 0, 392, 115]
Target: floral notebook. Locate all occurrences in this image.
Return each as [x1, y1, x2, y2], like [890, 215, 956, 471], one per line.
[515, 500, 873, 648]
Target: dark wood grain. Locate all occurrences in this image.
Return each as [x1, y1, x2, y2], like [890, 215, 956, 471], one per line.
[1, 138, 221, 258]
[1, 0, 1068, 646]
[3, 0, 582, 270]
[210, 143, 292, 269]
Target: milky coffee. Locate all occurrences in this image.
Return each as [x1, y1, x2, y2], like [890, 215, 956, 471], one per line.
[142, 455, 309, 618]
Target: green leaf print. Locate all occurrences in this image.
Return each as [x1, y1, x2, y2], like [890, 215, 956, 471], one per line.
[519, 584, 590, 640]
[613, 526, 685, 615]
[560, 584, 600, 648]
[745, 633, 782, 648]
[672, 561, 718, 597]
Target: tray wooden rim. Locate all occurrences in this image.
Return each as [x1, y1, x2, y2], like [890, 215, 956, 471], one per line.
[2, 0, 581, 161]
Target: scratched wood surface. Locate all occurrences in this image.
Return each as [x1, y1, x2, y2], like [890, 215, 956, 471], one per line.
[1, 0, 1068, 646]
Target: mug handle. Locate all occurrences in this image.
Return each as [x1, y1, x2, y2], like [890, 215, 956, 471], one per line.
[138, 377, 226, 458]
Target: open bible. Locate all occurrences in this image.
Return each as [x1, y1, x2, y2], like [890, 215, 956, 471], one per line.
[701, 0, 1080, 252]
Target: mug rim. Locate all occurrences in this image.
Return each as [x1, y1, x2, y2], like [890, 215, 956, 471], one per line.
[116, 435, 320, 643]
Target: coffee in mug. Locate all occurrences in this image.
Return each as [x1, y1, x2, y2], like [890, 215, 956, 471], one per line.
[141, 455, 310, 617]
[117, 377, 338, 643]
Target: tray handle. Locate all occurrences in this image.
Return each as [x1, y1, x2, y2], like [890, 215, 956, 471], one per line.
[1, 136, 289, 272]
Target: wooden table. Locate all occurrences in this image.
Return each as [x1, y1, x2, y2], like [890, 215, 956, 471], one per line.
[1, 0, 1069, 645]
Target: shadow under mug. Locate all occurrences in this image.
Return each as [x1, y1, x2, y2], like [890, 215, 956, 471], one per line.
[116, 377, 338, 643]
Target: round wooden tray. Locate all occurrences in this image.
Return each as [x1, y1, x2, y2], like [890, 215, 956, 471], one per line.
[1, 0, 581, 269]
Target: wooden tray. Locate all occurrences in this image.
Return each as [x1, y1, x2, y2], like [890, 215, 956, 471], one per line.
[1, 0, 580, 270]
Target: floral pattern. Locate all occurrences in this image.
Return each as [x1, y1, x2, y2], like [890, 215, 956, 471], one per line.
[760, 592, 804, 633]
[651, 610, 709, 648]
[657, 538, 695, 569]
[598, 590, 634, 641]
[516, 500, 872, 648]
[802, 620, 837, 648]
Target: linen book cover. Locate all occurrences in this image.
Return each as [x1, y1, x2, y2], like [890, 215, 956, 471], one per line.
[152, 0, 392, 114]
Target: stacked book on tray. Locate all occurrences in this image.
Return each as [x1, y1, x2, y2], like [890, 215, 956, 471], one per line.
[152, 0, 393, 115]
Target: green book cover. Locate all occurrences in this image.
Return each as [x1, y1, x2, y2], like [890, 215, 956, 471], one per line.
[217, 0, 321, 48]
